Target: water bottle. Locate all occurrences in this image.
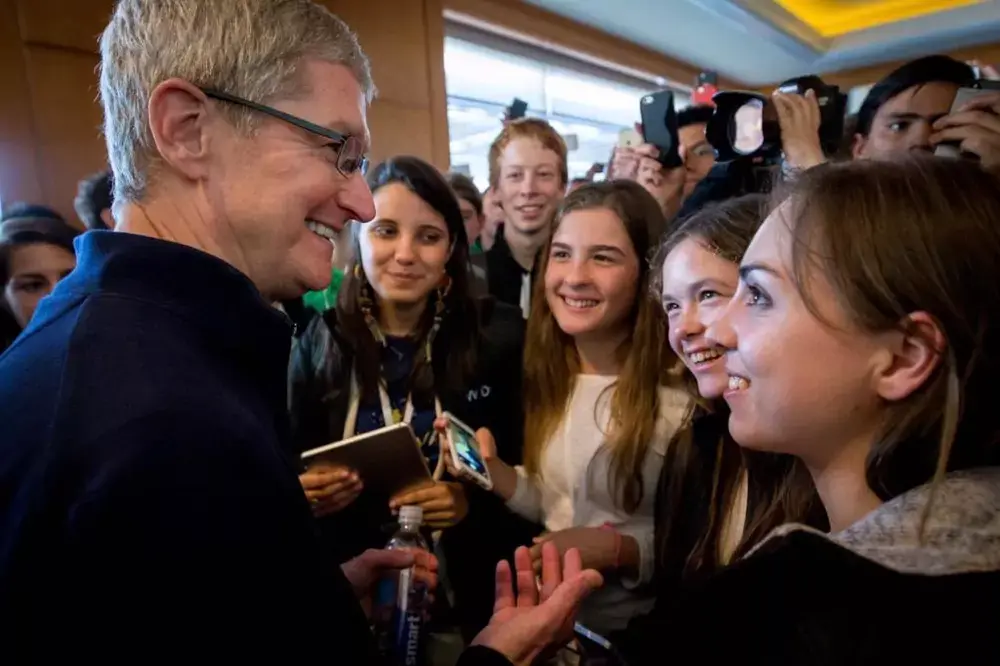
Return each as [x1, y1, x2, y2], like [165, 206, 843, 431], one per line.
[373, 505, 429, 665]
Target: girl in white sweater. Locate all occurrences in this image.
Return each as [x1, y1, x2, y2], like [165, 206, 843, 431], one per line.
[469, 180, 689, 636]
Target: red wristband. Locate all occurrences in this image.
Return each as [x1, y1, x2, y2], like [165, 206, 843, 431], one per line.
[600, 522, 622, 569]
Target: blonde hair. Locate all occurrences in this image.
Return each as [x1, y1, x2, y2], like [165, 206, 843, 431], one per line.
[523, 180, 679, 513]
[488, 118, 568, 190]
[99, 0, 374, 205]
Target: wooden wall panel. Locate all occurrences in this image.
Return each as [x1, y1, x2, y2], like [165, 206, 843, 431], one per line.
[22, 46, 105, 222]
[0, 0, 42, 207]
[367, 103, 435, 166]
[323, 0, 450, 171]
[16, 0, 113, 53]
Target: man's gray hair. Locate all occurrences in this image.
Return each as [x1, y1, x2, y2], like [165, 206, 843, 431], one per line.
[99, 0, 374, 205]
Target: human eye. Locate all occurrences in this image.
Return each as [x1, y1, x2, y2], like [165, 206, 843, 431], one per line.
[743, 282, 772, 308]
[550, 248, 570, 261]
[14, 278, 45, 294]
[888, 120, 909, 133]
[505, 170, 523, 182]
[593, 253, 615, 265]
[420, 230, 446, 244]
[371, 223, 396, 238]
[698, 289, 721, 302]
[663, 300, 679, 316]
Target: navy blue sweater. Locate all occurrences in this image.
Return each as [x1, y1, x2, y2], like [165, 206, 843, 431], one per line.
[0, 232, 376, 660]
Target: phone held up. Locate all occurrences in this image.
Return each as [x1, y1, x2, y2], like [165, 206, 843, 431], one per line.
[639, 90, 683, 169]
[442, 412, 493, 491]
[934, 79, 1000, 159]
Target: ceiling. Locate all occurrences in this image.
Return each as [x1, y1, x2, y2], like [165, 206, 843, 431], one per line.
[522, 0, 1000, 85]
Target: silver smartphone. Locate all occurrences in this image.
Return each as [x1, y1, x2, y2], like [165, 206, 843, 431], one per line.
[935, 83, 1000, 158]
[442, 412, 493, 491]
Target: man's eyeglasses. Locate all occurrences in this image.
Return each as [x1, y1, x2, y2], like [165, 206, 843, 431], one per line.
[200, 88, 369, 177]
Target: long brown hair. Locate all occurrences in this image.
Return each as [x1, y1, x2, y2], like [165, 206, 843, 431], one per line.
[649, 195, 822, 583]
[330, 156, 480, 403]
[780, 157, 1000, 504]
[523, 180, 680, 514]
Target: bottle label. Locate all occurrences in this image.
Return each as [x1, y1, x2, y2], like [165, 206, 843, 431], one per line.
[391, 568, 425, 666]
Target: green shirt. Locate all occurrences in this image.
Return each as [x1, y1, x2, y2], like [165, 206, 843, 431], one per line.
[302, 267, 344, 314]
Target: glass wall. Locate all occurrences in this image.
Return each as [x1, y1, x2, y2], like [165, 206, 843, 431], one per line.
[445, 36, 690, 190]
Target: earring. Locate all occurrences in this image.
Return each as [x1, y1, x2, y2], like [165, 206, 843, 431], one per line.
[354, 264, 385, 345]
[425, 275, 452, 361]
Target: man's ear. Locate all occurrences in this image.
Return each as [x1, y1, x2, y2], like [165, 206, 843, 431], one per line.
[851, 133, 868, 160]
[147, 78, 214, 183]
[874, 311, 946, 402]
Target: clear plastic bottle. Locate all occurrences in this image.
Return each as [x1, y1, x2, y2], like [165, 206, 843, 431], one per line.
[372, 505, 429, 666]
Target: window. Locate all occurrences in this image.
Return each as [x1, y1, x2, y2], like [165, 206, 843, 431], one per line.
[444, 35, 690, 190]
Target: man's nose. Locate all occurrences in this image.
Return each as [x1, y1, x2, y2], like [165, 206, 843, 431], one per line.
[908, 122, 935, 151]
[341, 172, 375, 223]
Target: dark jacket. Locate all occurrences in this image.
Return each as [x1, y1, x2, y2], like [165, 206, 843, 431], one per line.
[485, 227, 538, 314]
[288, 297, 539, 640]
[0, 232, 376, 660]
[614, 467, 1000, 665]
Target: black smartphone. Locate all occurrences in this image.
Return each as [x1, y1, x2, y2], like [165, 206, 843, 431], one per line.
[509, 98, 528, 120]
[639, 91, 682, 169]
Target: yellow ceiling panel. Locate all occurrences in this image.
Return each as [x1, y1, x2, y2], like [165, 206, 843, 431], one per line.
[774, 0, 984, 37]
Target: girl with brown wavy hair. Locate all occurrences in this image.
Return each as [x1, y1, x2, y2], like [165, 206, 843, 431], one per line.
[470, 180, 690, 635]
[649, 195, 822, 593]
[602, 156, 1000, 664]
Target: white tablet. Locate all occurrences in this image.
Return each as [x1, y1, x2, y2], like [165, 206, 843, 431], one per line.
[300, 423, 432, 497]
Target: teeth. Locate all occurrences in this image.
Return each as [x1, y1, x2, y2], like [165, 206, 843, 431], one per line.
[564, 298, 599, 309]
[689, 349, 723, 364]
[728, 375, 750, 391]
[306, 220, 337, 240]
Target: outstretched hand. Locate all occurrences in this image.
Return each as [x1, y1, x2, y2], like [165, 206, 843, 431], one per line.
[471, 543, 604, 666]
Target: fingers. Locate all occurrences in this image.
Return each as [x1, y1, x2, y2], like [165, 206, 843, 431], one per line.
[433, 415, 449, 434]
[300, 467, 357, 491]
[390, 482, 445, 510]
[957, 91, 1000, 114]
[304, 477, 362, 502]
[493, 559, 515, 613]
[412, 557, 440, 593]
[539, 541, 563, 603]
[562, 546, 584, 580]
[361, 547, 415, 572]
[931, 125, 1000, 161]
[474, 428, 498, 460]
[442, 447, 462, 479]
[514, 546, 539, 608]
[310, 484, 363, 517]
[529, 538, 546, 574]
[934, 109, 1000, 136]
[634, 143, 659, 159]
[540, 568, 604, 626]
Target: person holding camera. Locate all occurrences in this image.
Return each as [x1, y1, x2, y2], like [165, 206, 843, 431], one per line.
[853, 55, 1000, 170]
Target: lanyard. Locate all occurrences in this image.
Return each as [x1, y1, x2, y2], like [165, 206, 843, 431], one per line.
[343, 367, 445, 479]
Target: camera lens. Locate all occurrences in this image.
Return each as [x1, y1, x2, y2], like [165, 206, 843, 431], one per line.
[732, 99, 765, 155]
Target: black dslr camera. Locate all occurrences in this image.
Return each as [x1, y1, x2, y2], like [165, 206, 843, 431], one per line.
[705, 75, 847, 164]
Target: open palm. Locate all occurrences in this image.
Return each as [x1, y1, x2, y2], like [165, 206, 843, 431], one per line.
[472, 543, 604, 666]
